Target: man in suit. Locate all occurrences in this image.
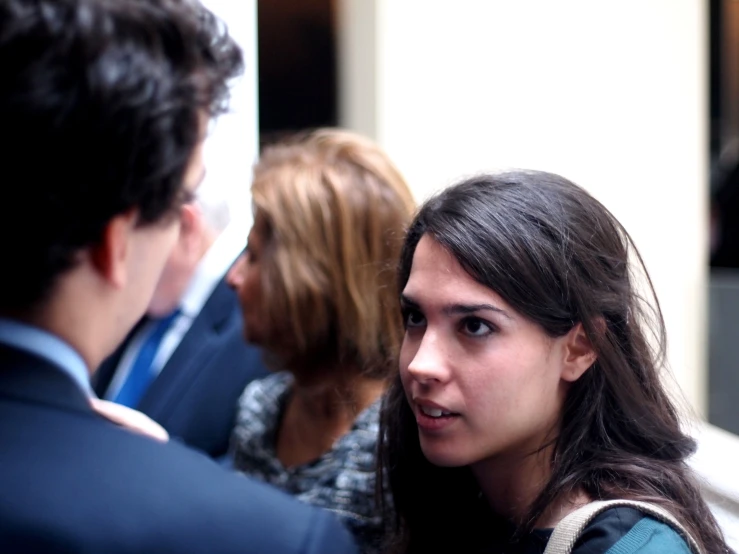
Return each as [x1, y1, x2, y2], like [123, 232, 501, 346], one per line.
[0, 1, 357, 552]
[94, 181, 267, 458]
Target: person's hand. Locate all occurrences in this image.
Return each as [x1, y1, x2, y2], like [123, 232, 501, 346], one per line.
[90, 398, 170, 442]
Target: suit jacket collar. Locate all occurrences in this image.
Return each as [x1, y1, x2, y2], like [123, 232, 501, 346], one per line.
[0, 344, 93, 414]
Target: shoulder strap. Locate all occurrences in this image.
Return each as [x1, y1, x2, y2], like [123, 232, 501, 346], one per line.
[542, 499, 703, 554]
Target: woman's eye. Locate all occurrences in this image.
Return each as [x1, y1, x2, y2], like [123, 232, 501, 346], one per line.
[462, 317, 493, 337]
[405, 309, 426, 328]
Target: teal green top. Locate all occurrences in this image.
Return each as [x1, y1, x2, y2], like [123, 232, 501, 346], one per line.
[605, 517, 691, 554]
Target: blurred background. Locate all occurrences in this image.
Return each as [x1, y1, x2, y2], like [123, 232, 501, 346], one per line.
[203, 0, 739, 545]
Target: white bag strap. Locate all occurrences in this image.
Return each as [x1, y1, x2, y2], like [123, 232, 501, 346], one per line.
[542, 499, 703, 554]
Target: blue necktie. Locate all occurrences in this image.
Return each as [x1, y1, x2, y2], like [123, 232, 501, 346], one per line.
[113, 309, 180, 408]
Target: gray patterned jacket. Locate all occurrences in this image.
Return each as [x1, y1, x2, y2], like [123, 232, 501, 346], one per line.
[230, 372, 390, 554]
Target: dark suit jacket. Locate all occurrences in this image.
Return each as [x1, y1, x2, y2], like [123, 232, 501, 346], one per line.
[93, 279, 267, 458]
[0, 344, 357, 554]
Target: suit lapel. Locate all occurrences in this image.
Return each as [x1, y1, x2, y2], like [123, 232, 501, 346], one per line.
[136, 279, 234, 422]
[91, 317, 149, 397]
[91, 346, 123, 397]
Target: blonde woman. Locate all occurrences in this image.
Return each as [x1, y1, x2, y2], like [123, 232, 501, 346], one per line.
[226, 129, 415, 553]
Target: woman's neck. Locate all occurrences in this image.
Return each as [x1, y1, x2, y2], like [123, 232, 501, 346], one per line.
[471, 445, 552, 524]
[275, 370, 385, 468]
[290, 369, 385, 420]
[471, 441, 589, 528]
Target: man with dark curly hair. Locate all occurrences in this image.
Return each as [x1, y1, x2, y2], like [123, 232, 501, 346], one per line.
[0, 1, 357, 552]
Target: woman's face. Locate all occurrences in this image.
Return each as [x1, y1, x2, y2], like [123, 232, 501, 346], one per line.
[226, 223, 267, 345]
[399, 236, 575, 473]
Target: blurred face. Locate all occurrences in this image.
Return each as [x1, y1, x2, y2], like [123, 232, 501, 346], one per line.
[146, 202, 202, 318]
[226, 223, 266, 345]
[399, 236, 570, 472]
[123, 136, 205, 327]
[146, 237, 190, 317]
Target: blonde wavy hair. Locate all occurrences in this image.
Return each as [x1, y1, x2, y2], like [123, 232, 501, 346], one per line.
[250, 128, 416, 379]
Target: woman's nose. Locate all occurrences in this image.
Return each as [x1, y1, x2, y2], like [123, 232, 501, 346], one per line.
[404, 331, 452, 385]
[226, 254, 245, 289]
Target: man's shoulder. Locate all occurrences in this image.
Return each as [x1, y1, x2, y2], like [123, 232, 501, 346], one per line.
[103, 438, 358, 553]
[0, 405, 356, 553]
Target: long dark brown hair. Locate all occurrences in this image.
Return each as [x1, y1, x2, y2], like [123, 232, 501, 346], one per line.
[379, 171, 728, 553]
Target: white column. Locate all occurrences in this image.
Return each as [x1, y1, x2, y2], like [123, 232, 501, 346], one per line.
[199, 0, 259, 241]
[339, 0, 708, 413]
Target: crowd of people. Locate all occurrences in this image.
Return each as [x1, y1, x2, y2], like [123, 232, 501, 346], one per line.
[0, 0, 730, 553]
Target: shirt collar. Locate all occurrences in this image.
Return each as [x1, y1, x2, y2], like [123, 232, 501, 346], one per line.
[0, 318, 93, 396]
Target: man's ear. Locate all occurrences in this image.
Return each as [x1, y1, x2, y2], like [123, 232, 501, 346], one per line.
[90, 210, 138, 289]
[561, 322, 598, 383]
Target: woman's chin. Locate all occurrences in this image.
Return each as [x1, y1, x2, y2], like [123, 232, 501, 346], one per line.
[420, 438, 471, 468]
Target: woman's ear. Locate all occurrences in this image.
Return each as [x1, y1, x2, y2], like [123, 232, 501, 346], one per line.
[561, 322, 598, 382]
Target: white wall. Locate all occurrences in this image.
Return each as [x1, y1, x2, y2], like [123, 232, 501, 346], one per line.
[339, 1, 739, 546]
[339, 0, 708, 413]
[198, 0, 259, 244]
